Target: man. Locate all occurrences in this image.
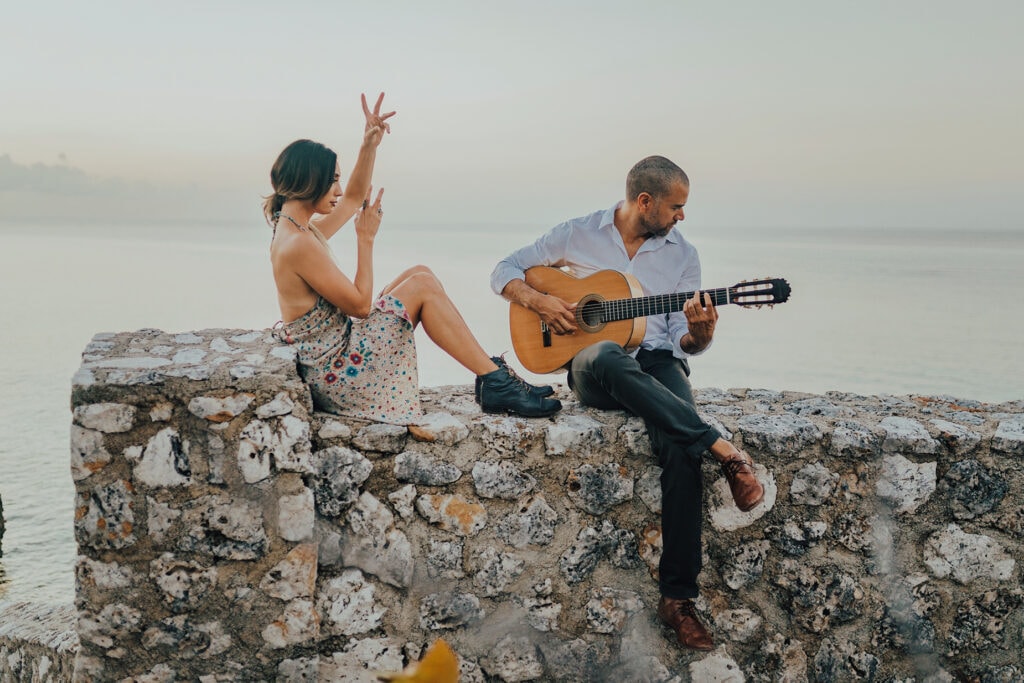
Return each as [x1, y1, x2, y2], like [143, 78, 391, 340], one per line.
[490, 155, 764, 650]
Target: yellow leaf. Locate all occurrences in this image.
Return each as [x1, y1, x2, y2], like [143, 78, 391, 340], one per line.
[377, 639, 459, 683]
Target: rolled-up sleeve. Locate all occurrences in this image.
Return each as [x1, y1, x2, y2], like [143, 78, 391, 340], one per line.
[490, 221, 573, 296]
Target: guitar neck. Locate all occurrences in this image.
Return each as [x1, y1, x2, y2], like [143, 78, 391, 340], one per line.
[603, 287, 731, 322]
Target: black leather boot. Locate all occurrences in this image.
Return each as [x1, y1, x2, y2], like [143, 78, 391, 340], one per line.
[475, 356, 555, 403]
[478, 364, 562, 417]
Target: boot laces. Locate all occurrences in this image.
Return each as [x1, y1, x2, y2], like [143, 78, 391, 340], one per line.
[721, 457, 752, 481]
[495, 355, 534, 391]
[666, 599, 699, 621]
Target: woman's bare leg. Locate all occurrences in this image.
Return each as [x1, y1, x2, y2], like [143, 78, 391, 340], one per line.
[384, 266, 498, 376]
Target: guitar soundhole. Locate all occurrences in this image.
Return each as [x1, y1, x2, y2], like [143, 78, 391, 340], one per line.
[577, 296, 605, 333]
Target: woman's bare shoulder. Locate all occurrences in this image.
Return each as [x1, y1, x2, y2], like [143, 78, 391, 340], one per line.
[271, 228, 322, 265]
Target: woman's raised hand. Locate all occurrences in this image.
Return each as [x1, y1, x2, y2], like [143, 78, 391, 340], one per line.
[353, 185, 385, 241]
[362, 92, 396, 147]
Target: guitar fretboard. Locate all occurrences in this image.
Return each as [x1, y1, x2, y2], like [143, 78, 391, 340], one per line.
[600, 287, 732, 322]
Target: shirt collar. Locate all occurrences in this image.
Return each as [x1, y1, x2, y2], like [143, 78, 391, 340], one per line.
[600, 201, 682, 245]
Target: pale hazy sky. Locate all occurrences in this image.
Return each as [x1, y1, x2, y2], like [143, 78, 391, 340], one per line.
[2, 0, 1022, 229]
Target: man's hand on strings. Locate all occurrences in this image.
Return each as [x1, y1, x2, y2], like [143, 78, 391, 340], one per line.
[536, 294, 578, 335]
[681, 290, 718, 352]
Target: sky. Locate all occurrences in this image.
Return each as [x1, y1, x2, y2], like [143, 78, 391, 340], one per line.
[1, 0, 1022, 230]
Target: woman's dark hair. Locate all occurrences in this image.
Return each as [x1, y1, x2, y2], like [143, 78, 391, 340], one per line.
[263, 139, 338, 225]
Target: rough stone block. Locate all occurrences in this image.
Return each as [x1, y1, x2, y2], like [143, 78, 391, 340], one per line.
[565, 462, 633, 515]
[713, 608, 763, 643]
[319, 637, 405, 680]
[930, 418, 982, 454]
[394, 450, 462, 486]
[130, 427, 192, 488]
[75, 480, 137, 550]
[472, 547, 526, 596]
[559, 520, 636, 584]
[312, 446, 373, 518]
[471, 460, 536, 500]
[544, 413, 606, 456]
[784, 397, 854, 417]
[318, 569, 385, 636]
[149, 554, 218, 613]
[775, 561, 864, 633]
[736, 413, 822, 454]
[481, 634, 543, 682]
[278, 487, 315, 542]
[938, 459, 1008, 520]
[790, 461, 839, 506]
[187, 393, 254, 422]
[721, 540, 770, 591]
[618, 417, 653, 457]
[408, 411, 469, 445]
[387, 484, 417, 520]
[880, 416, 939, 454]
[70, 425, 112, 481]
[813, 638, 879, 682]
[263, 599, 318, 648]
[876, 454, 936, 514]
[261, 543, 318, 601]
[476, 415, 537, 457]
[73, 403, 137, 433]
[419, 592, 483, 631]
[635, 465, 663, 514]
[829, 419, 881, 456]
[992, 418, 1024, 455]
[352, 422, 408, 453]
[494, 494, 559, 547]
[923, 524, 1015, 584]
[426, 538, 465, 579]
[179, 495, 268, 560]
[338, 492, 414, 588]
[585, 587, 643, 634]
[537, 638, 611, 682]
[256, 391, 296, 418]
[415, 494, 487, 536]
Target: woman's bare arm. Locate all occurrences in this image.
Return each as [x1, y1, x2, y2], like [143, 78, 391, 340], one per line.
[314, 93, 395, 240]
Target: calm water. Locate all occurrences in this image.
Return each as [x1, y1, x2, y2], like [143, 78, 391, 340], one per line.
[1, 220, 1022, 606]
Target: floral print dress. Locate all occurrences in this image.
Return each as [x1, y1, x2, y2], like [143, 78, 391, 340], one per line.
[280, 294, 421, 424]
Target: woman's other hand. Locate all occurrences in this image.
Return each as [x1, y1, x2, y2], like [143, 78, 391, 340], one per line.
[354, 185, 385, 242]
[362, 92, 396, 147]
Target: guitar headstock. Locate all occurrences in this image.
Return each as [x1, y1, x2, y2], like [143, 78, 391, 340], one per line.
[730, 277, 791, 307]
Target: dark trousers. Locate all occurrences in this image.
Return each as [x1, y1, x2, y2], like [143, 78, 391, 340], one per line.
[568, 341, 720, 599]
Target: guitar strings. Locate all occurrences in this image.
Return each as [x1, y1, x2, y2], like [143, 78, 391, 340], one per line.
[598, 286, 777, 322]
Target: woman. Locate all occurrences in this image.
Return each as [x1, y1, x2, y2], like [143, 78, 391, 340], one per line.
[265, 93, 560, 424]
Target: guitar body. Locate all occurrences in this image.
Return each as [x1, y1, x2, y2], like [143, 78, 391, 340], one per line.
[510, 267, 647, 374]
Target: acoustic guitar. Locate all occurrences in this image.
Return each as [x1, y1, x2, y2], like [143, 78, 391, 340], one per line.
[509, 266, 791, 373]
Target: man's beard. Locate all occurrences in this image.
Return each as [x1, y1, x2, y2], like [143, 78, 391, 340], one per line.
[640, 214, 673, 239]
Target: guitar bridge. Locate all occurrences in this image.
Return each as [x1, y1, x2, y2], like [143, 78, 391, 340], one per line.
[541, 321, 552, 347]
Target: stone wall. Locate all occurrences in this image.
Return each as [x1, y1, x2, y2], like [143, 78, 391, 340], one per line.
[63, 328, 1024, 681]
[1, 490, 5, 556]
[0, 602, 78, 682]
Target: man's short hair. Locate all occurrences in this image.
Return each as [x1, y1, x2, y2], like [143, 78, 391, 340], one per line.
[626, 156, 689, 201]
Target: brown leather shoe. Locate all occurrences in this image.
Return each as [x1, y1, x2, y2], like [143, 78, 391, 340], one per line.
[656, 596, 714, 651]
[721, 450, 764, 512]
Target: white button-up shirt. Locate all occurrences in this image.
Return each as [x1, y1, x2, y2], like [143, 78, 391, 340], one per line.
[491, 202, 707, 360]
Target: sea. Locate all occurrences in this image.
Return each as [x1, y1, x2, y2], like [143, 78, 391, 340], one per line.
[1, 219, 1022, 607]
